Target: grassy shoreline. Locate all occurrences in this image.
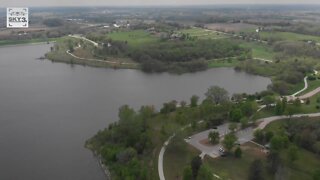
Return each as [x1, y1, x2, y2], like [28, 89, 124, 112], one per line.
[0, 38, 59, 47]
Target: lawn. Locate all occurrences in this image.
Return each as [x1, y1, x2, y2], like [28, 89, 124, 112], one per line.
[297, 78, 320, 96]
[164, 138, 200, 180]
[252, 107, 277, 121]
[259, 31, 320, 42]
[180, 27, 229, 40]
[107, 30, 159, 47]
[297, 93, 320, 113]
[239, 42, 276, 60]
[204, 142, 272, 180]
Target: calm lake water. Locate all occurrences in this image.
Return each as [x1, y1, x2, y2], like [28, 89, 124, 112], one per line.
[0, 44, 271, 180]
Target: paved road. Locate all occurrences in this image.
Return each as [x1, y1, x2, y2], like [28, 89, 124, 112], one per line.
[255, 112, 320, 130]
[299, 87, 320, 100]
[158, 134, 175, 180]
[68, 34, 99, 47]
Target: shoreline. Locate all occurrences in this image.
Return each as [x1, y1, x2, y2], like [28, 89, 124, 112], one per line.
[0, 41, 56, 48]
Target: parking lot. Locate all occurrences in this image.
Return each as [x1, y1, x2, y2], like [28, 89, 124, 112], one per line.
[185, 123, 254, 158]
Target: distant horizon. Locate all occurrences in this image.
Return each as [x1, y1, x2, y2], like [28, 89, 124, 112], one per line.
[1, 3, 320, 8]
[1, 0, 320, 8]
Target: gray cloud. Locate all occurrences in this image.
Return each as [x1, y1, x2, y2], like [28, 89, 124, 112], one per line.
[1, 0, 320, 7]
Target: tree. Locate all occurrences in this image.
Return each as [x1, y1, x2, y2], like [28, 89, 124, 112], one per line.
[208, 131, 220, 144]
[223, 133, 238, 152]
[240, 117, 249, 129]
[248, 159, 264, 180]
[118, 105, 135, 122]
[196, 165, 213, 180]
[228, 123, 238, 132]
[183, 167, 193, 180]
[205, 86, 229, 104]
[263, 95, 275, 107]
[190, 95, 199, 107]
[270, 135, 289, 151]
[294, 98, 301, 107]
[281, 97, 287, 112]
[241, 101, 258, 116]
[285, 105, 299, 118]
[180, 101, 187, 108]
[191, 156, 202, 179]
[313, 169, 320, 180]
[234, 147, 242, 158]
[230, 108, 243, 122]
[267, 151, 281, 174]
[160, 101, 176, 114]
[287, 145, 299, 163]
[265, 131, 274, 143]
[275, 100, 283, 115]
[254, 129, 264, 144]
[306, 98, 311, 105]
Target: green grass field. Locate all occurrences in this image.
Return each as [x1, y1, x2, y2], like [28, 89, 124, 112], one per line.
[240, 42, 276, 60]
[260, 31, 320, 42]
[204, 143, 272, 180]
[107, 30, 159, 47]
[297, 79, 320, 96]
[180, 27, 229, 40]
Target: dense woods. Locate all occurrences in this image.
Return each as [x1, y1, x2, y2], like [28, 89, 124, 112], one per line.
[94, 38, 248, 73]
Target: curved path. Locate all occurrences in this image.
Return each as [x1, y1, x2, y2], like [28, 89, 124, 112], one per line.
[158, 122, 200, 180]
[158, 134, 175, 180]
[255, 112, 320, 130]
[68, 34, 99, 47]
[291, 76, 308, 97]
[66, 45, 137, 66]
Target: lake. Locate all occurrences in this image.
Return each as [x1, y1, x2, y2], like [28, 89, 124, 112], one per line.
[0, 43, 271, 180]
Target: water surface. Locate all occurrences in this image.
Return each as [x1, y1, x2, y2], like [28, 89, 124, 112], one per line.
[0, 44, 271, 180]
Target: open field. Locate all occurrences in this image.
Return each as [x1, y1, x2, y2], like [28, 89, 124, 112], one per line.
[206, 23, 258, 33]
[239, 42, 276, 60]
[297, 79, 320, 96]
[106, 30, 159, 47]
[164, 139, 200, 180]
[180, 27, 229, 39]
[294, 93, 320, 113]
[260, 31, 320, 42]
[204, 142, 271, 180]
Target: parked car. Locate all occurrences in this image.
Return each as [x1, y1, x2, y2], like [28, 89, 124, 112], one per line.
[219, 147, 226, 156]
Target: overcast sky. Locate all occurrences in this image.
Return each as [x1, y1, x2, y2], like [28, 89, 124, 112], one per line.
[1, 0, 320, 7]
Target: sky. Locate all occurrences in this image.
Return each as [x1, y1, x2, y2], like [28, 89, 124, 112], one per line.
[1, 0, 320, 7]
